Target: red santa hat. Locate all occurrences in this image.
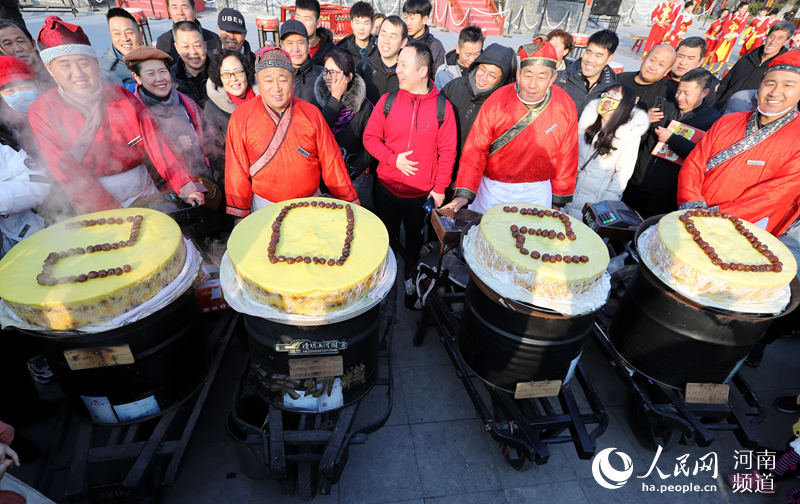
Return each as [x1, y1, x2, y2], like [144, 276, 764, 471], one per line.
[36, 16, 95, 65]
[766, 50, 800, 75]
[517, 37, 558, 69]
[0, 56, 35, 88]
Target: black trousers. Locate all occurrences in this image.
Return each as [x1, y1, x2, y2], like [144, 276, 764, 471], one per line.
[0, 329, 40, 424]
[374, 181, 427, 279]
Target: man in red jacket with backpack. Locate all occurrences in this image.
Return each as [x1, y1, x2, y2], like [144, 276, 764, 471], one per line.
[363, 41, 457, 309]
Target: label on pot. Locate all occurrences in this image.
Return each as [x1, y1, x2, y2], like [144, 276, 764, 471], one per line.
[288, 356, 344, 379]
[64, 345, 135, 370]
[685, 383, 729, 404]
[514, 379, 562, 399]
[275, 339, 348, 355]
[113, 395, 160, 422]
[81, 395, 118, 424]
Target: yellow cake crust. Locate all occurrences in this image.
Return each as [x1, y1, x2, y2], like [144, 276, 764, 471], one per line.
[645, 210, 796, 304]
[227, 198, 389, 314]
[0, 209, 186, 330]
[473, 203, 610, 298]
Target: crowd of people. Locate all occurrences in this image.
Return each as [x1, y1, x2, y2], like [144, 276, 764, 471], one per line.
[2, 0, 800, 498]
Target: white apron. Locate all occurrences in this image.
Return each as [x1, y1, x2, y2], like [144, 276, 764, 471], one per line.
[97, 165, 157, 207]
[470, 176, 552, 214]
[251, 188, 322, 213]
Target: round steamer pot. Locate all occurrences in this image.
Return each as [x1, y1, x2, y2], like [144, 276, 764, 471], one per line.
[243, 300, 384, 412]
[608, 215, 800, 389]
[457, 219, 604, 393]
[23, 287, 210, 425]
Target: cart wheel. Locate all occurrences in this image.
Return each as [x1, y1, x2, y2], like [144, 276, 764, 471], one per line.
[628, 401, 677, 450]
[499, 443, 528, 471]
[297, 462, 316, 501]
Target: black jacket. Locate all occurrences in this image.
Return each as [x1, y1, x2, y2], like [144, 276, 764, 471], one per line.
[442, 43, 516, 159]
[156, 20, 220, 64]
[715, 46, 787, 111]
[336, 34, 376, 62]
[357, 51, 399, 104]
[210, 40, 256, 71]
[310, 27, 337, 66]
[640, 103, 722, 217]
[410, 25, 446, 71]
[294, 58, 324, 106]
[555, 58, 617, 114]
[313, 73, 374, 179]
[170, 58, 210, 108]
[203, 79, 258, 187]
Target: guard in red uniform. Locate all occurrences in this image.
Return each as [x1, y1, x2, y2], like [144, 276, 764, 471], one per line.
[224, 47, 357, 218]
[677, 51, 800, 237]
[27, 16, 205, 214]
[443, 38, 578, 214]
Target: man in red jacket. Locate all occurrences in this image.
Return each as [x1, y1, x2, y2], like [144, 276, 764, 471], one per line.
[363, 41, 457, 308]
[443, 38, 579, 214]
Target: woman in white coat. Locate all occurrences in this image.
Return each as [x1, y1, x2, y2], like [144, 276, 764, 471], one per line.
[563, 84, 650, 219]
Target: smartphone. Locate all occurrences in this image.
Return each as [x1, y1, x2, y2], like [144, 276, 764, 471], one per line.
[423, 196, 435, 215]
[654, 95, 666, 113]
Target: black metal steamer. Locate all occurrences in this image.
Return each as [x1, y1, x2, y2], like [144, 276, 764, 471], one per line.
[230, 284, 396, 499]
[414, 212, 609, 470]
[594, 215, 800, 449]
[20, 285, 211, 426]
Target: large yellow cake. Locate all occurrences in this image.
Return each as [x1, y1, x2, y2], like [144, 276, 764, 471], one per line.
[227, 197, 389, 314]
[471, 203, 610, 298]
[644, 209, 797, 305]
[0, 208, 186, 330]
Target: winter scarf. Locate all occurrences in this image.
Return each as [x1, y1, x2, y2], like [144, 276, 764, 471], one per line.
[313, 72, 368, 133]
[136, 86, 208, 178]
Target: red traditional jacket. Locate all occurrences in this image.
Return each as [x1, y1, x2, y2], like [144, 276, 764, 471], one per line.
[665, 9, 693, 48]
[454, 84, 579, 207]
[704, 16, 727, 41]
[28, 84, 199, 213]
[739, 15, 771, 55]
[225, 96, 357, 217]
[678, 111, 800, 237]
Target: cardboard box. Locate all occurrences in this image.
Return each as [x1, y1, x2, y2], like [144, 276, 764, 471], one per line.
[194, 260, 229, 313]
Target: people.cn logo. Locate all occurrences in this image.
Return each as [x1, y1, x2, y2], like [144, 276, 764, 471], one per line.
[591, 447, 634, 490]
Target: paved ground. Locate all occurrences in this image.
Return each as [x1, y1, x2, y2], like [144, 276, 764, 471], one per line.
[8, 9, 795, 504]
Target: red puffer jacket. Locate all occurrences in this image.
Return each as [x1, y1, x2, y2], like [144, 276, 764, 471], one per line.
[363, 85, 457, 198]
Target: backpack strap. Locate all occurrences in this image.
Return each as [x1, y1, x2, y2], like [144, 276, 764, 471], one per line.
[383, 90, 398, 118]
[384, 90, 445, 127]
[436, 93, 445, 127]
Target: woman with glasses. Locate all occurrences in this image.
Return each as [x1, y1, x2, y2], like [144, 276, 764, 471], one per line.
[314, 48, 375, 207]
[204, 49, 257, 193]
[123, 46, 215, 192]
[563, 84, 649, 219]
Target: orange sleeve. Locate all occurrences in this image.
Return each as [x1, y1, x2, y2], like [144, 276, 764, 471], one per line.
[224, 110, 254, 217]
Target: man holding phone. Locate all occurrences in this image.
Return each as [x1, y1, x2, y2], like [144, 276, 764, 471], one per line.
[617, 43, 677, 214]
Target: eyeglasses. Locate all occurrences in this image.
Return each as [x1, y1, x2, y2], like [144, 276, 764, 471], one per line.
[221, 70, 245, 80]
[600, 91, 623, 101]
[322, 68, 343, 77]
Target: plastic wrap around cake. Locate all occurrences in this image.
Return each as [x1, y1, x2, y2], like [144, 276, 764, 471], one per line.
[462, 203, 611, 316]
[224, 197, 392, 318]
[220, 249, 397, 325]
[638, 210, 797, 314]
[0, 209, 189, 330]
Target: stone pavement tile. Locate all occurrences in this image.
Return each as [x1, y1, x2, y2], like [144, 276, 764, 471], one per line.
[355, 363, 409, 427]
[738, 338, 800, 393]
[399, 365, 478, 424]
[338, 424, 424, 504]
[504, 481, 589, 504]
[391, 314, 452, 370]
[162, 439, 254, 504]
[489, 440, 581, 487]
[425, 490, 507, 504]
[580, 335, 634, 408]
[410, 419, 502, 498]
[249, 477, 339, 503]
